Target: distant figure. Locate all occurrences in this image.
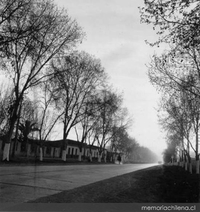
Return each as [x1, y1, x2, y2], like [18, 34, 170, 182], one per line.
[117, 154, 121, 164]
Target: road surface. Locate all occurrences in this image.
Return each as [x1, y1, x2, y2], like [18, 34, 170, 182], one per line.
[0, 163, 157, 203]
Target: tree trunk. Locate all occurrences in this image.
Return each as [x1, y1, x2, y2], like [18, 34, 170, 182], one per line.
[62, 149, 67, 161]
[39, 147, 43, 161]
[34, 145, 37, 159]
[51, 148, 54, 158]
[187, 154, 191, 173]
[181, 150, 184, 168]
[98, 152, 102, 162]
[196, 160, 199, 174]
[2, 97, 21, 161]
[78, 150, 82, 162]
[89, 152, 93, 162]
[189, 162, 192, 174]
[185, 161, 188, 171]
[27, 143, 31, 157]
[195, 126, 199, 174]
[11, 102, 22, 158]
[2, 143, 10, 161]
[178, 154, 181, 166]
[2, 122, 16, 161]
[184, 153, 187, 171]
[26, 137, 30, 157]
[12, 132, 18, 158]
[104, 155, 106, 163]
[196, 155, 199, 174]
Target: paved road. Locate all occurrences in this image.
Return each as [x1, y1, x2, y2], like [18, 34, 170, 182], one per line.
[0, 163, 157, 203]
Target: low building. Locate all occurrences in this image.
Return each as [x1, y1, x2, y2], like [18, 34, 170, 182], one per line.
[0, 137, 114, 162]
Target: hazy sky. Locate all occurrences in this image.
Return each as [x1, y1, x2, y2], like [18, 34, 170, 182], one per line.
[54, 0, 167, 159]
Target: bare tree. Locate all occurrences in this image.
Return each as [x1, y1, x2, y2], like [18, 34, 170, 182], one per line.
[0, 0, 33, 54]
[160, 99, 188, 169]
[139, 0, 200, 50]
[1, 0, 83, 161]
[159, 84, 198, 173]
[185, 90, 200, 174]
[50, 51, 106, 161]
[139, 0, 200, 170]
[37, 81, 63, 141]
[92, 89, 124, 162]
[18, 120, 39, 157]
[74, 97, 97, 162]
[11, 96, 37, 158]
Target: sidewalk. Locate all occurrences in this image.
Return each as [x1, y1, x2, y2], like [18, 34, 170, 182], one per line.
[0, 156, 120, 166]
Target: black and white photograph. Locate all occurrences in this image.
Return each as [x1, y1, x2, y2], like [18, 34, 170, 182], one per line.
[0, 0, 199, 211]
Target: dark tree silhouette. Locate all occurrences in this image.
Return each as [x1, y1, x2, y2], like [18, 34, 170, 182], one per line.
[1, 0, 83, 161]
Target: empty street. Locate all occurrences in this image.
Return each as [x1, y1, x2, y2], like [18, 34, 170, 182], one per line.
[0, 163, 156, 203]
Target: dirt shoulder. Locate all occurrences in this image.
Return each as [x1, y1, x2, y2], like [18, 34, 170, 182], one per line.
[29, 165, 199, 203]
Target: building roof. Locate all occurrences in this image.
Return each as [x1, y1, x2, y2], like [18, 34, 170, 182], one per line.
[12, 137, 107, 151]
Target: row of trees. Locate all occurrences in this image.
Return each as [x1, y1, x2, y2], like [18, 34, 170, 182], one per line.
[0, 0, 157, 163]
[0, 0, 84, 161]
[111, 126, 158, 163]
[140, 0, 200, 173]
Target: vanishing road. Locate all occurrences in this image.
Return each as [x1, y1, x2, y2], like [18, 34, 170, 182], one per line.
[0, 163, 157, 203]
